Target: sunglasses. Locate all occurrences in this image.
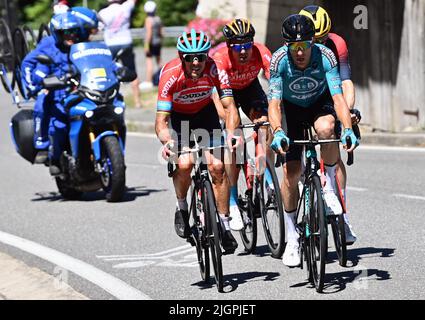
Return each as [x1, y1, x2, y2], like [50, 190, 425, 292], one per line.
[287, 40, 313, 51]
[229, 42, 253, 52]
[182, 53, 208, 63]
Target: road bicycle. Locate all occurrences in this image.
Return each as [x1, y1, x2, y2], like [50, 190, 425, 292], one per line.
[168, 137, 232, 293]
[276, 123, 354, 292]
[236, 121, 285, 258]
[0, 18, 19, 104]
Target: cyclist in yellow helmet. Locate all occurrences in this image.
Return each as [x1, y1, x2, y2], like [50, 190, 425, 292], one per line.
[300, 5, 359, 244]
[212, 18, 274, 231]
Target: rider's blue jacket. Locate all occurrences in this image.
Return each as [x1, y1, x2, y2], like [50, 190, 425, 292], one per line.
[21, 35, 74, 113]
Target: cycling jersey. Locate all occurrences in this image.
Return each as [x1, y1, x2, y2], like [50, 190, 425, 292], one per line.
[213, 42, 271, 90]
[324, 33, 351, 81]
[268, 43, 343, 107]
[156, 57, 233, 115]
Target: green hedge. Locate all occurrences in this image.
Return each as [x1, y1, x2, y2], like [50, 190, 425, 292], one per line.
[16, 0, 197, 28]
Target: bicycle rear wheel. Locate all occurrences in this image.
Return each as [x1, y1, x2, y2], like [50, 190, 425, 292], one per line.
[237, 165, 257, 254]
[202, 180, 223, 292]
[307, 175, 328, 293]
[12, 26, 31, 98]
[0, 18, 15, 93]
[330, 215, 347, 267]
[190, 185, 210, 282]
[37, 23, 51, 44]
[259, 159, 285, 258]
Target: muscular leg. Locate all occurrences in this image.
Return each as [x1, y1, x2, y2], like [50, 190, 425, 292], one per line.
[314, 114, 338, 165]
[205, 150, 229, 215]
[172, 153, 193, 200]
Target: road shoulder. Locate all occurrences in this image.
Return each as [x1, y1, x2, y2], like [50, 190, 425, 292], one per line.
[0, 252, 88, 300]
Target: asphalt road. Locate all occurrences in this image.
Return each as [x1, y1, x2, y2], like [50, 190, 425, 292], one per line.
[0, 88, 425, 301]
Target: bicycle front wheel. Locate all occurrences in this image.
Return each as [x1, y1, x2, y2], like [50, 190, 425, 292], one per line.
[260, 160, 285, 258]
[202, 180, 224, 292]
[237, 165, 257, 253]
[307, 175, 328, 293]
[190, 185, 210, 282]
[330, 214, 347, 267]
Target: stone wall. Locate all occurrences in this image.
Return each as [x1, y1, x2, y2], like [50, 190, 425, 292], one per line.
[258, 0, 425, 132]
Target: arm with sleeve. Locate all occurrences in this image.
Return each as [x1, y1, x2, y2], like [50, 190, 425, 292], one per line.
[258, 43, 272, 80]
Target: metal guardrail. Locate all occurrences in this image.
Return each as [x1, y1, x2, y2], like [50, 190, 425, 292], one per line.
[92, 26, 186, 41]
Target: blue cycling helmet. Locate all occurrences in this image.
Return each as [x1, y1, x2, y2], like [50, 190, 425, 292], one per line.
[71, 6, 99, 34]
[49, 11, 86, 47]
[176, 29, 211, 54]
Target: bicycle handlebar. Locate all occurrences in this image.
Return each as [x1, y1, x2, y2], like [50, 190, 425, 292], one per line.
[238, 121, 270, 129]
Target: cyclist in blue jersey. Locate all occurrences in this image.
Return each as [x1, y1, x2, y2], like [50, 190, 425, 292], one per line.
[300, 5, 359, 244]
[268, 14, 358, 267]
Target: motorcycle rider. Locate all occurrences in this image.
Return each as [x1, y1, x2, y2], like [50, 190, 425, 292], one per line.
[21, 11, 89, 175]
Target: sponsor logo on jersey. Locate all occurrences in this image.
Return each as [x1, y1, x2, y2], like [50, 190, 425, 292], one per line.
[72, 48, 112, 60]
[289, 77, 319, 94]
[230, 70, 258, 82]
[161, 75, 178, 98]
[319, 46, 338, 68]
[218, 69, 230, 86]
[174, 86, 212, 104]
[270, 48, 287, 73]
[264, 54, 271, 62]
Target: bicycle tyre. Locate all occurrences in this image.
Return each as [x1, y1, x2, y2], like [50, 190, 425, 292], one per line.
[259, 159, 285, 258]
[307, 175, 328, 293]
[202, 180, 223, 292]
[22, 25, 37, 52]
[0, 18, 15, 93]
[238, 166, 257, 254]
[190, 185, 210, 282]
[12, 27, 30, 98]
[37, 23, 51, 44]
[330, 215, 347, 267]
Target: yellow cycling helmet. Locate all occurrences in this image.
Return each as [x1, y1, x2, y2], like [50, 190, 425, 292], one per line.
[299, 5, 331, 39]
[223, 18, 255, 41]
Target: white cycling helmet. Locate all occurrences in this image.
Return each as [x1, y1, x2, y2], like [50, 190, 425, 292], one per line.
[144, 1, 157, 14]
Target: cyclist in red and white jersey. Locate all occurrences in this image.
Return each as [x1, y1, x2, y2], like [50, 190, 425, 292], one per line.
[300, 5, 360, 243]
[212, 19, 275, 231]
[155, 29, 242, 253]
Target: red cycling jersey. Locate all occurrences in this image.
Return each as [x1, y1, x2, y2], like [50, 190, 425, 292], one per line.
[213, 42, 272, 90]
[156, 57, 232, 115]
[325, 33, 351, 81]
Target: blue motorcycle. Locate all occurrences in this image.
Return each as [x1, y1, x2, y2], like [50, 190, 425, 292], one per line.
[10, 42, 134, 202]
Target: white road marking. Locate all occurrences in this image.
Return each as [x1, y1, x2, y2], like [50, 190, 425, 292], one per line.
[97, 244, 191, 259]
[98, 244, 198, 269]
[102, 247, 195, 262]
[393, 194, 425, 201]
[347, 186, 368, 192]
[0, 231, 151, 300]
[359, 145, 425, 153]
[127, 132, 156, 138]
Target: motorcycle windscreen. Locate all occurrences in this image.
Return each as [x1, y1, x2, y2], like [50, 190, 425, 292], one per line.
[70, 42, 119, 92]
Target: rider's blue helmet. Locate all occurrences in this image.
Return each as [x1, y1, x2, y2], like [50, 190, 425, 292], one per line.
[49, 11, 86, 48]
[176, 29, 211, 54]
[71, 6, 99, 33]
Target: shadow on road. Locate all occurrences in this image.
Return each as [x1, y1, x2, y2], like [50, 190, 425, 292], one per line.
[237, 245, 273, 258]
[291, 246, 394, 294]
[191, 271, 280, 293]
[31, 185, 167, 202]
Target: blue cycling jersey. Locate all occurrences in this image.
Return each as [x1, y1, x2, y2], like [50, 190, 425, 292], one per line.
[268, 43, 342, 108]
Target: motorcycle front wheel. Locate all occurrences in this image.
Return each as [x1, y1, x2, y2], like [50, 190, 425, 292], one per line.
[100, 136, 126, 202]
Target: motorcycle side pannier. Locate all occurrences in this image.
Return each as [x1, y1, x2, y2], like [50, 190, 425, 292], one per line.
[10, 109, 37, 164]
